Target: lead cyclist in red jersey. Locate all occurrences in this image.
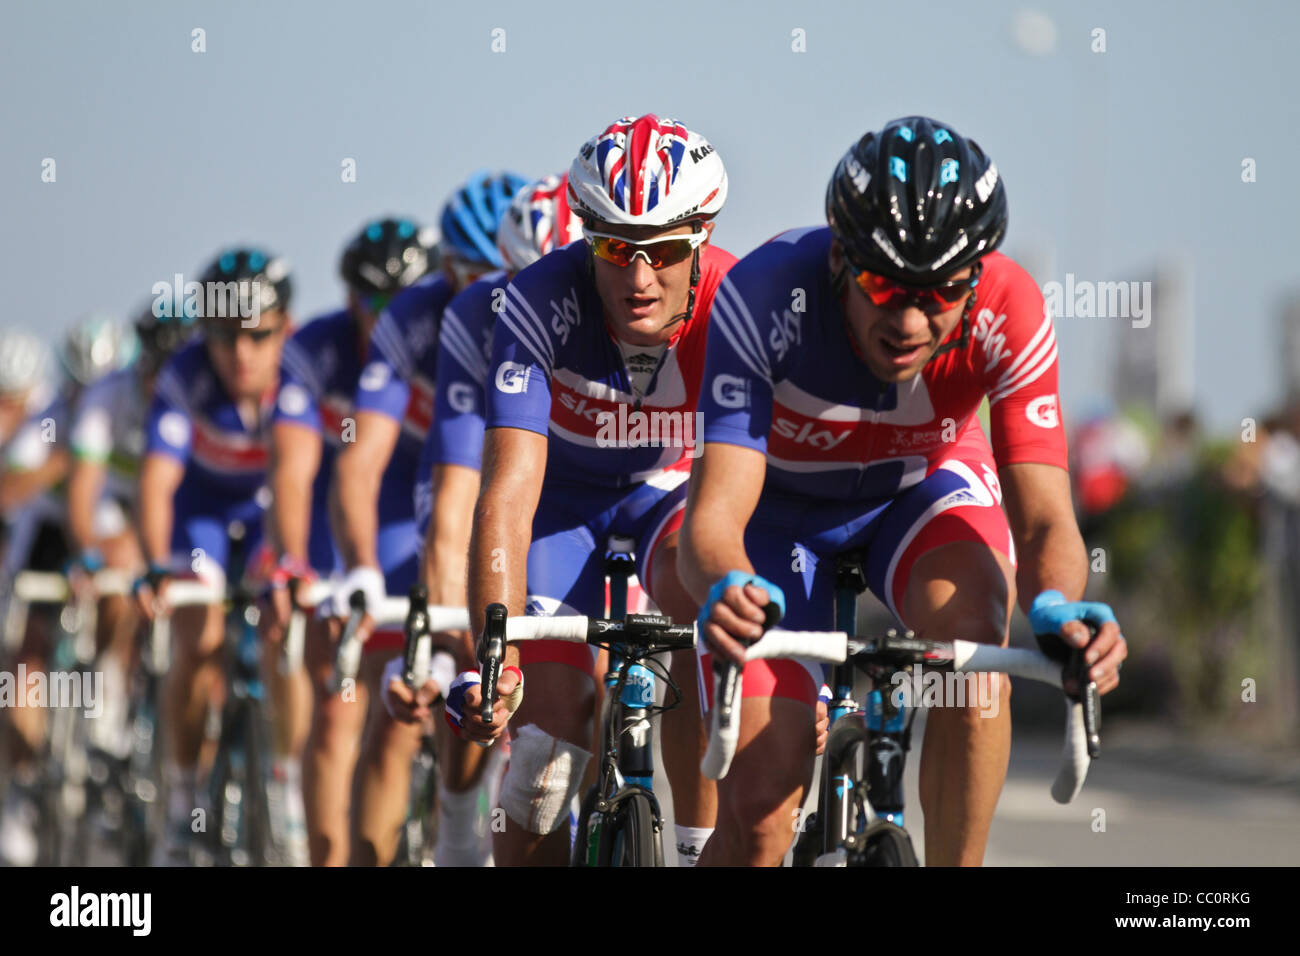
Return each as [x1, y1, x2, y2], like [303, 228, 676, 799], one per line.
[679, 116, 1127, 866]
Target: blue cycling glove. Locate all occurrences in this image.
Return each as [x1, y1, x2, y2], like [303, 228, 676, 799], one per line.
[696, 571, 787, 637]
[1028, 589, 1116, 663]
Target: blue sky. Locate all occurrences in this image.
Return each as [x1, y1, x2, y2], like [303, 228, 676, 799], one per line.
[3, 0, 1296, 432]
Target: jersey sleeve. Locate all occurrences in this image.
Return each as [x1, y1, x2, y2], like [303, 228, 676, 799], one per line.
[144, 362, 194, 465]
[273, 335, 323, 433]
[982, 266, 1069, 469]
[484, 271, 558, 437]
[353, 307, 413, 422]
[70, 377, 114, 462]
[699, 271, 782, 454]
[430, 301, 491, 468]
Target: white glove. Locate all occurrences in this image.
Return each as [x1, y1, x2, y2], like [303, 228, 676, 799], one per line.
[318, 565, 386, 619]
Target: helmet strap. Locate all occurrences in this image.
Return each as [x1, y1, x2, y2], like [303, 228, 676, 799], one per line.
[926, 287, 978, 365]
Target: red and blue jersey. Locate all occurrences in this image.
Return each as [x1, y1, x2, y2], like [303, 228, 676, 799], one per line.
[700, 226, 1068, 502]
[353, 272, 456, 457]
[486, 241, 736, 488]
[276, 307, 418, 526]
[145, 340, 273, 499]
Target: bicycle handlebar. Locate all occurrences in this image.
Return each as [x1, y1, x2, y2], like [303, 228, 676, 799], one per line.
[702, 629, 1095, 804]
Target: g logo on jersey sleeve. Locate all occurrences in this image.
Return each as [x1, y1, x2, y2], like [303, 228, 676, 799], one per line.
[158, 411, 191, 449]
[494, 361, 531, 395]
[711, 374, 749, 409]
[359, 362, 391, 392]
[277, 383, 310, 417]
[447, 382, 477, 413]
[1026, 394, 1060, 429]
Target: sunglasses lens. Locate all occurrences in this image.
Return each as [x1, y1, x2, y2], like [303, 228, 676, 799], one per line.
[590, 235, 696, 269]
[855, 269, 974, 309]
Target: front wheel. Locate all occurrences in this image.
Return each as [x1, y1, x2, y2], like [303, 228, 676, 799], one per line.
[597, 789, 662, 868]
[852, 819, 919, 867]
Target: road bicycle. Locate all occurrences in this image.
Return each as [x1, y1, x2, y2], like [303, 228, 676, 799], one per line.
[702, 551, 1100, 867]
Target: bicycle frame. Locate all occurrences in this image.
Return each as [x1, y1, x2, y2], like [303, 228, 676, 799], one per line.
[576, 545, 666, 866]
[815, 553, 915, 861]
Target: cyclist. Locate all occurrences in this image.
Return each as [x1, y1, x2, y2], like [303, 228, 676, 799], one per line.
[678, 116, 1128, 866]
[324, 172, 526, 866]
[133, 247, 293, 864]
[453, 115, 734, 868]
[382, 172, 582, 866]
[65, 304, 196, 760]
[268, 215, 436, 866]
[0, 331, 69, 865]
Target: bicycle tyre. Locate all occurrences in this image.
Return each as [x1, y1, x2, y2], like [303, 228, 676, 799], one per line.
[241, 700, 273, 866]
[597, 789, 662, 868]
[852, 820, 919, 867]
[570, 785, 600, 867]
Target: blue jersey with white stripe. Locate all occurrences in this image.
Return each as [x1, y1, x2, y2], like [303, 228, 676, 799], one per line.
[275, 307, 419, 526]
[700, 227, 1067, 503]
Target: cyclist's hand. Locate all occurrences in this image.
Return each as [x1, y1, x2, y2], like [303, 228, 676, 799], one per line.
[453, 669, 522, 744]
[261, 586, 293, 646]
[380, 656, 440, 723]
[1029, 590, 1128, 696]
[701, 581, 780, 666]
[67, 552, 102, 605]
[814, 693, 829, 756]
[133, 565, 171, 621]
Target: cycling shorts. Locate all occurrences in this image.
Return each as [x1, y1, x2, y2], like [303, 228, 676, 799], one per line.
[698, 457, 1015, 710]
[516, 474, 686, 677]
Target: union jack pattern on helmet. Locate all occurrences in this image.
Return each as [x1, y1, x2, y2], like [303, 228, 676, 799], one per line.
[568, 114, 727, 228]
[496, 172, 583, 273]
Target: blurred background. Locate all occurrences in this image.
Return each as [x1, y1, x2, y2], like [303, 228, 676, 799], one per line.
[4, 0, 1299, 862]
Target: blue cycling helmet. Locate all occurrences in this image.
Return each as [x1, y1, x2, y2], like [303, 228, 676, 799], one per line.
[438, 170, 530, 268]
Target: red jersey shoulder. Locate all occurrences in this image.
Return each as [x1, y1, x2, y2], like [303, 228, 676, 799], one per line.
[966, 252, 1055, 392]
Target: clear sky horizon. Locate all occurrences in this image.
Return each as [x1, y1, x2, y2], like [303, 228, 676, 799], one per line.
[3, 0, 1297, 434]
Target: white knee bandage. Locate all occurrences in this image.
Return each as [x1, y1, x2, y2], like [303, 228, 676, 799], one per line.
[499, 724, 592, 835]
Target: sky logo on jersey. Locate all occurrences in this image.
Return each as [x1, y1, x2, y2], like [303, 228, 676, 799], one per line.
[771, 416, 853, 451]
[711, 374, 749, 409]
[495, 361, 531, 394]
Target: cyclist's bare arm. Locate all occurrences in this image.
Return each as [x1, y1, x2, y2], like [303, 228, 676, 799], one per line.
[66, 456, 107, 554]
[269, 420, 321, 563]
[138, 452, 183, 568]
[329, 409, 399, 569]
[678, 440, 776, 665]
[422, 461, 480, 645]
[0, 449, 69, 512]
[466, 427, 545, 659]
[1000, 461, 1125, 692]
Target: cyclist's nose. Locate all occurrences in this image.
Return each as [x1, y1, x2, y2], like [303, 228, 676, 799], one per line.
[625, 254, 658, 290]
[885, 305, 931, 340]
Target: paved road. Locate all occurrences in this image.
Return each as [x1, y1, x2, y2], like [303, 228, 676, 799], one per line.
[653, 708, 1300, 866]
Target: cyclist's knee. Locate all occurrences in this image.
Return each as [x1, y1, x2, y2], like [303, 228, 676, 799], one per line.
[498, 723, 592, 835]
[903, 540, 1014, 647]
[171, 605, 223, 666]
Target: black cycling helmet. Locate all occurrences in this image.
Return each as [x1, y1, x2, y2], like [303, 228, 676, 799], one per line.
[134, 297, 198, 376]
[196, 246, 292, 320]
[826, 116, 1008, 284]
[340, 217, 437, 296]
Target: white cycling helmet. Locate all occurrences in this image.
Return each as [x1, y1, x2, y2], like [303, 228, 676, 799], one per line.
[0, 329, 53, 396]
[496, 172, 584, 273]
[567, 114, 727, 228]
[61, 313, 137, 386]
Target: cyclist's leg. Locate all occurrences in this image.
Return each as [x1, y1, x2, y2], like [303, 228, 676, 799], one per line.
[302, 610, 365, 866]
[493, 504, 605, 867]
[91, 512, 142, 758]
[633, 480, 716, 866]
[865, 457, 1016, 867]
[349, 518, 421, 866]
[158, 504, 229, 855]
[433, 628, 496, 867]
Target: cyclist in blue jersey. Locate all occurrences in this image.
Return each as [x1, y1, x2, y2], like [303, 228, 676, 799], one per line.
[266, 216, 436, 866]
[679, 117, 1127, 866]
[0, 331, 71, 865]
[453, 115, 734, 868]
[133, 247, 295, 864]
[326, 171, 527, 865]
[381, 173, 582, 866]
